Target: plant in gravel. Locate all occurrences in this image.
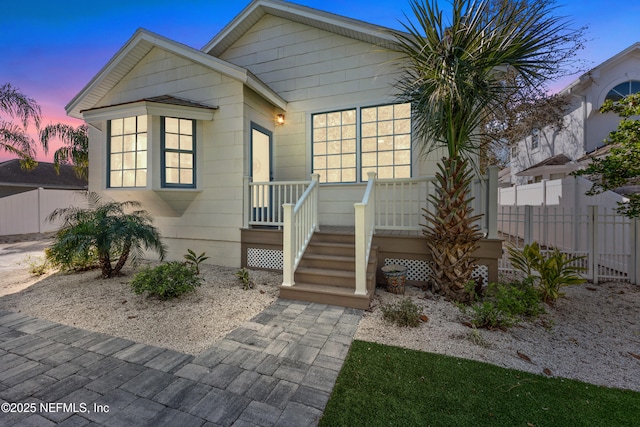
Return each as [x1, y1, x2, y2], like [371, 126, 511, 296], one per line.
[380, 298, 423, 327]
[459, 280, 544, 330]
[507, 242, 586, 305]
[235, 268, 254, 290]
[21, 255, 50, 276]
[183, 249, 209, 274]
[47, 192, 166, 278]
[130, 261, 202, 300]
[45, 244, 99, 272]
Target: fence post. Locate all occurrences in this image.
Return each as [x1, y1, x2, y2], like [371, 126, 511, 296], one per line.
[37, 187, 43, 234]
[486, 166, 499, 239]
[632, 218, 640, 285]
[588, 205, 598, 285]
[282, 204, 294, 287]
[524, 205, 533, 245]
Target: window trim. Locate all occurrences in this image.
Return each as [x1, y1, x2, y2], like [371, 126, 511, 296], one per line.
[311, 102, 412, 184]
[161, 117, 197, 189]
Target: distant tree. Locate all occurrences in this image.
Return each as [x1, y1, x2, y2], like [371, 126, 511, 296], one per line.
[0, 83, 41, 169]
[40, 123, 89, 179]
[47, 193, 166, 278]
[573, 93, 640, 218]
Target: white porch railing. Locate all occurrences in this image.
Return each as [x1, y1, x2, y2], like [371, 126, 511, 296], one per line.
[354, 172, 377, 295]
[373, 166, 499, 237]
[282, 174, 320, 286]
[243, 177, 312, 228]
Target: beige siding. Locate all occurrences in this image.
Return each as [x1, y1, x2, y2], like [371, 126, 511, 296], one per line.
[89, 48, 248, 267]
[220, 15, 408, 181]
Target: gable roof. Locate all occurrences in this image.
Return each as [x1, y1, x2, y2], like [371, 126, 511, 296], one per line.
[515, 153, 575, 177]
[202, 0, 400, 57]
[561, 42, 640, 95]
[66, 29, 287, 119]
[0, 160, 88, 189]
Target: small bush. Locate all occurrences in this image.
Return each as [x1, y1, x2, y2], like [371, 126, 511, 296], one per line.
[21, 255, 50, 276]
[183, 249, 209, 274]
[380, 298, 423, 327]
[45, 244, 99, 272]
[235, 268, 255, 290]
[507, 242, 586, 305]
[130, 262, 202, 300]
[460, 280, 544, 329]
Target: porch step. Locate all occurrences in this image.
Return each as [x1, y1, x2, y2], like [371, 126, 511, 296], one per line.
[279, 283, 372, 310]
[279, 239, 378, 309]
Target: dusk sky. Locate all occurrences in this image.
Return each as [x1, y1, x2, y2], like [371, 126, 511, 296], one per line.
[1, 0, 638, 162]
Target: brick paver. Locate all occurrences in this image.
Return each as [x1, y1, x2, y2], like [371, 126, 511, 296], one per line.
[0, 300, 362, 426]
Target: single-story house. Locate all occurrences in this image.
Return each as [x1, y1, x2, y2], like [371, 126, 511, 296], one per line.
[66, 0, 501, 308]
[0, 159, 87, 198]
[509, 42, 640, 185]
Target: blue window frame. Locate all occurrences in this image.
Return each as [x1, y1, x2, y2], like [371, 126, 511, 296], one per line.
[162, 117, 195, 188]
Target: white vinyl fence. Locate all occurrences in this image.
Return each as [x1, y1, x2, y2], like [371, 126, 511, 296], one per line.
[0, 188, 87, 236]
[498, 205, 639, 284]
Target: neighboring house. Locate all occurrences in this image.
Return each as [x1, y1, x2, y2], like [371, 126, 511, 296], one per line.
[0, 159, 87, 198]
[66, 0, 500, 308]
[509, 42, 640, 185]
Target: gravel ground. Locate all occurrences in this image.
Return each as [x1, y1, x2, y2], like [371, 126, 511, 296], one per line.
[1, 237, 639, 392]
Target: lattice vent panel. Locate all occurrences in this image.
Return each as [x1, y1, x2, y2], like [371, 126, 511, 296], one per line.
[384, 258, 433, 282]
[247, 248, 283, 270]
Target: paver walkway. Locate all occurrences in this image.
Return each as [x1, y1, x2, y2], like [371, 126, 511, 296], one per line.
[0, 299, 362, 426]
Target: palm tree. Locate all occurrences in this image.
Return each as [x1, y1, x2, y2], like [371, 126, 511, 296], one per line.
[40, 123, 89, 179]
[392, 0, 581, 302]
[47, 193, 166, 278]
[0, 83, 41, 168]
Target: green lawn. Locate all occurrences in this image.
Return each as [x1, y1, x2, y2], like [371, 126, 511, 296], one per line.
[320, 340, 640, 426]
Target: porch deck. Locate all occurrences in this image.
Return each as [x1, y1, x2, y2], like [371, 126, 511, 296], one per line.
[241, 225, 502, 309]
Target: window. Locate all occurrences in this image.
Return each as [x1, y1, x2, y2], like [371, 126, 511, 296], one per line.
[530, 128, 539, 150]
[312, 103, 411, 183]
[511, 144, 518, 158]
[605, 80, 640, 102]
[163, 117, 195, 187]
[361, 104, 411, 180]
[108, 116, 147, 188]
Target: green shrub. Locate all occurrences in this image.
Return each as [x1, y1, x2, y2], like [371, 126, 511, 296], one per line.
[460, 280, 544, 329]
[130, 262, 202, 300]
[183, 249, 209, 274]
[45, 243, 99, 272]
[21, 255, 50, 276]
[380, 298, 423, 327]
[507, 242, 586, 305]
[235, 268, 254, 290]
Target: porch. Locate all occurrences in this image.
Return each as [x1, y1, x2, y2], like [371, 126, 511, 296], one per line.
[241, 169, 502, 309]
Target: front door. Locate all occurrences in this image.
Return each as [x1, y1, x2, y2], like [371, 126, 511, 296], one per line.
[251, 124, 272, 221]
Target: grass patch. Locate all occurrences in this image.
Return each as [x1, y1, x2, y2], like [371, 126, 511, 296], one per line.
[320, 340, 640, 426]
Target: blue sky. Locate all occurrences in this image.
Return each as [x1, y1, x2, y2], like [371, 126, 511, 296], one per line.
[1, 0, 638, 161]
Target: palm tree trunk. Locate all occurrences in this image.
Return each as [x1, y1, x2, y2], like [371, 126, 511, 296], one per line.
[423, 157, 484, 303]
[100, 252, 113, 279]
[113, 241, 132, 276]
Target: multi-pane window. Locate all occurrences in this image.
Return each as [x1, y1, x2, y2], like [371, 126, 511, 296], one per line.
[605, 80, 640, 102]
[109, 116, 147, 188]
[311, 103, 411, 183]
[361, 103, 411, 180]
[163, 117, 195, 187]
[312, 110, 357, 183]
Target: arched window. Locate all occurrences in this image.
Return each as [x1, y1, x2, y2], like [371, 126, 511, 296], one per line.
[605, 80, 640, 102]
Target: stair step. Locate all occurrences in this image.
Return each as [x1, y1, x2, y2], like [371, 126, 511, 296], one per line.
[299, 253, 356, 271]
[305, 241, 354, 256]
[279, 283, 371, 309]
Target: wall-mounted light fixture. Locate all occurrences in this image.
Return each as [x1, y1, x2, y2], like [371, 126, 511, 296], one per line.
[276, 114, 285, 125]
